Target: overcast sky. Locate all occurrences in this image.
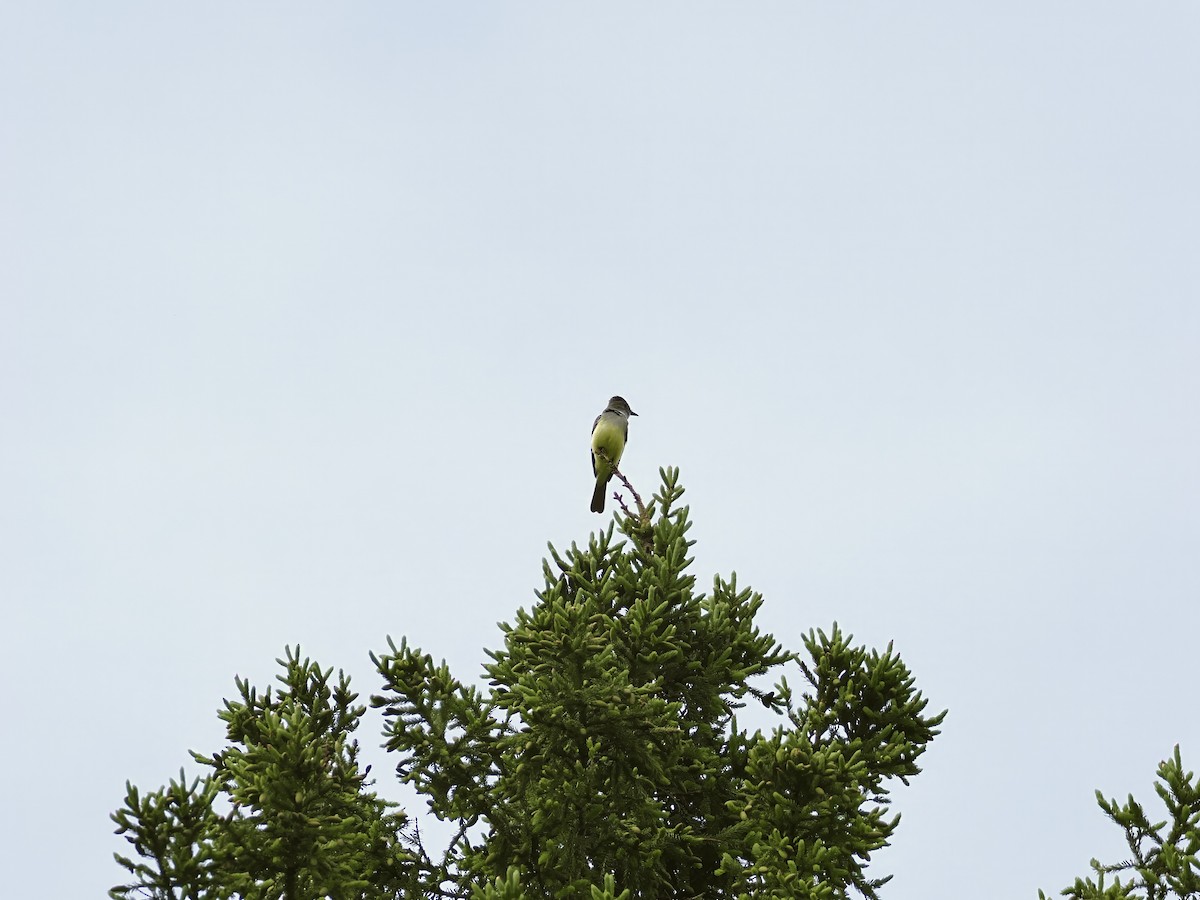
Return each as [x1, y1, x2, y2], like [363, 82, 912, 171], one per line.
[2, 4, 1197, 898]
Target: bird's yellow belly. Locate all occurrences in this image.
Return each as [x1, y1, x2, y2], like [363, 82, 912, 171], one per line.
[591, 420, 625, 468]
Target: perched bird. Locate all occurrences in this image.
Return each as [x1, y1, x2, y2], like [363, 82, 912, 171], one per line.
[590, 395, 637, 513]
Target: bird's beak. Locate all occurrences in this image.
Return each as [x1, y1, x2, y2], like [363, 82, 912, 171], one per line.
[630, 410, 639, 416]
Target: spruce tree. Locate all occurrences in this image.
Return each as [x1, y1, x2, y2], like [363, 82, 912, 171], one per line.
[112, 468, 945, 898]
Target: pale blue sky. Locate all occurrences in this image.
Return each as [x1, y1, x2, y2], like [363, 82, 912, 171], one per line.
[2, 4, 1197, 897]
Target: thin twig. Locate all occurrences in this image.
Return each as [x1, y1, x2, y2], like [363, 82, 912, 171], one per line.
[612, 466, 646, 518]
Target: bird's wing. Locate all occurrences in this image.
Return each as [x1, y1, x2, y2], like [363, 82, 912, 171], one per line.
[591, 413, 601, 476]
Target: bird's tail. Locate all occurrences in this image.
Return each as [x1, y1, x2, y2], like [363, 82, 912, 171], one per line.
[590, 477, 608, 513]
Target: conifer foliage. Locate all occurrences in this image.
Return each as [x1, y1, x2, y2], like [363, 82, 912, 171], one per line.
[1041, 746, 1200, 900]
[111, 649, 417, 900]
[112, 468, 944, 899]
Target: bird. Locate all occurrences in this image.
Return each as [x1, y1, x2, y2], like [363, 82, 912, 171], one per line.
[590, 395, 637, 513]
